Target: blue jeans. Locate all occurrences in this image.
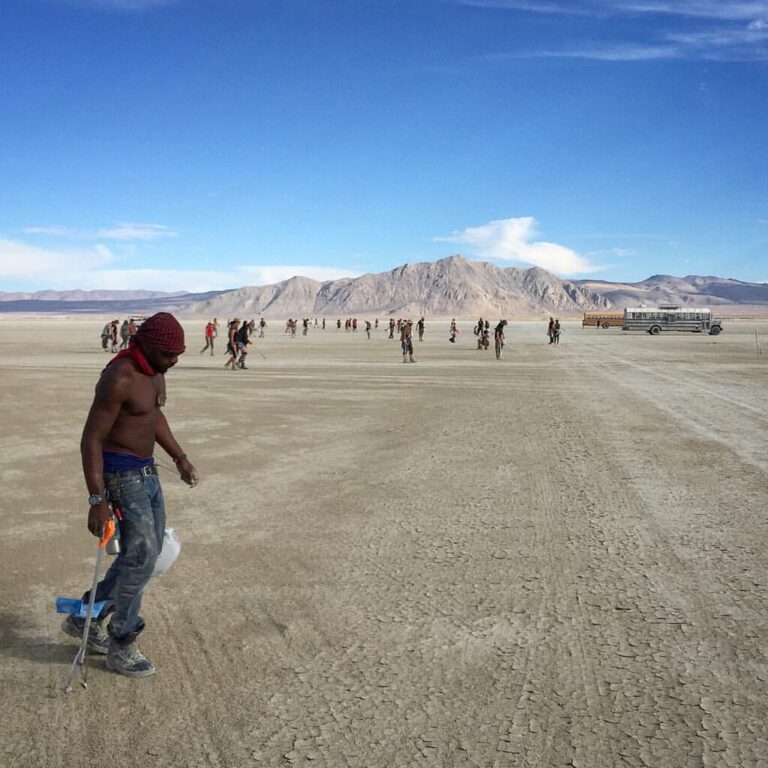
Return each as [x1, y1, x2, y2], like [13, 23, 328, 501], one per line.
[88, 472, 165, 643]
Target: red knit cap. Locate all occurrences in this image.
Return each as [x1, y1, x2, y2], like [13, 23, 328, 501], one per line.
[135, 312, 186, 354]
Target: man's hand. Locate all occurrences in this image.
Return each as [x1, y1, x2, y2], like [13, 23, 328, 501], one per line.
[177, 456, 199, 487]
[87, 500, 112, 537]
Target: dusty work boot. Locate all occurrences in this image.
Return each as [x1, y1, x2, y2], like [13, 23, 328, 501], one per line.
[61, 615, 110, 655]
[106, 637, 156, 678]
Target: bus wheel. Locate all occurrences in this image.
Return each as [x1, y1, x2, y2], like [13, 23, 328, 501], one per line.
[602, 322, 610, 329]
[709, 326, 721, 336]
[649, 325, 661, 335]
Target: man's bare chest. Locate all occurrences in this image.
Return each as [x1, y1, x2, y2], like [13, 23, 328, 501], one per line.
[121, 376, 164, 417]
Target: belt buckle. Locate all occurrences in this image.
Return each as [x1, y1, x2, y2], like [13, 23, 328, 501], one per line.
[141, 465, 153, 477]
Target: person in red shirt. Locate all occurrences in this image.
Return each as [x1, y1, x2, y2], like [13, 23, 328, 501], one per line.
[200, 321, 215, 355]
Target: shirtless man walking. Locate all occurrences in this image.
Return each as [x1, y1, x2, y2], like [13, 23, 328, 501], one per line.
[63, 312, 198, 678]
[400, 319, 416, 363]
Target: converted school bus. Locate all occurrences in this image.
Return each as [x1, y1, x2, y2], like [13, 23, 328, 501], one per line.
[582, 311, 624, 328]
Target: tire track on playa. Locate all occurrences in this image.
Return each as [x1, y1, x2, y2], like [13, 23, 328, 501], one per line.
[586, 341, 768, 421]
[409, 418, 554, 766]
[538, 399, 696, 767]
[506, 418, 635, 767]
[566, 340, 768, 475]
[150, 606, 239, 767]
[553, 343, 768, 767]
[489, 351, 691, 764]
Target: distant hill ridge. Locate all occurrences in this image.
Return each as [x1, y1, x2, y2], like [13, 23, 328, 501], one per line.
[1, 255, 766, 316]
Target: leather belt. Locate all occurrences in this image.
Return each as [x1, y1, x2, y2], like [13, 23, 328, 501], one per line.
[104, 465, 158, 479]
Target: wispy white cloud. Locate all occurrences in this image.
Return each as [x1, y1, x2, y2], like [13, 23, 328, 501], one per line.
[435, 217, 601, 275]
[463, 0, 768, 60]
[618, 2, 768, 22]
[525, 44, 683, 61]
[457, 0, 768, 21]
[23, 222, 179, 241]
[97, 223, 179, 240]
[666, 23, 768, 50]
[500, 27, 768, 61]
[0, 236, 359, 291]
[0, 238, 115, 279]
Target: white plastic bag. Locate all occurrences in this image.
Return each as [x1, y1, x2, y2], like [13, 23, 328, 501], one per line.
[153, 527, 181, 577]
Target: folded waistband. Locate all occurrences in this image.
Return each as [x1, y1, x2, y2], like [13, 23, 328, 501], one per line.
[104, 465, 158, 480]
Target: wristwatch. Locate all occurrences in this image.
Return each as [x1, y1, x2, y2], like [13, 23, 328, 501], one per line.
[88, 493, 105, 507]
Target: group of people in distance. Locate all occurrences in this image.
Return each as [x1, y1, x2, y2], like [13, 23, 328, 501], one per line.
[340, 318, 363, 331]
[172, 314, 566, 373]
[473, 317, 508, 358]
[474, 317, 492, 350]
[224, 318, 256, 369]
[197, 318, 269, 367]
[284, 318, 326, 336]
[547, 317, 562, 345]
[100, 318, 141, 352]
[386, 317, 424, 340]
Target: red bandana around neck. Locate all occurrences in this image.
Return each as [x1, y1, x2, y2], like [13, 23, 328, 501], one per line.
[104, 342, 157, 376]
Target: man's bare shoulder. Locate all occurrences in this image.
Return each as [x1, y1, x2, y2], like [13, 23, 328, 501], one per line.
[94, 359, 142, 401]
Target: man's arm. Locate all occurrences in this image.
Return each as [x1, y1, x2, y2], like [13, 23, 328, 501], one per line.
[81, 367, 131, 537]
[155, 410, 199, 487]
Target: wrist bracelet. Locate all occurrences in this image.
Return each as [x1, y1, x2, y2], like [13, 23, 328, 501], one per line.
[174, 453, 187, 464]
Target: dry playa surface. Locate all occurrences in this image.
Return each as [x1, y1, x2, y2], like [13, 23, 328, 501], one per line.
[1, 317, 767, 768]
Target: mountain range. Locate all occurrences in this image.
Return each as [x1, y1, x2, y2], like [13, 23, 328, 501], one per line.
[2, 255, 767, 318]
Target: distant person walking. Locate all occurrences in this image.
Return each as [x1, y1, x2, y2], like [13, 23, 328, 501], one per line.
[547, 317, 555, 344]
[236, 320, 251, 368]
[449, 319, 458, 344]
[109, 320, 119, 353]
[258, 317, 266, 338]
[417, 317, 425, 341]
[553, 319, 561, 345]
[365, 320, 372, 339]
[119, 320, 130, 350]
[400, 320, 416, 363]
[100, 322, 110, 352]
[200, 321, 215, 355]
[225, 320, 241, 369]
[494, 320, 507, 359]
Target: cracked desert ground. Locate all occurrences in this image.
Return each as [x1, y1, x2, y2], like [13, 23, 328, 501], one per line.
[1, 317, 767, 768]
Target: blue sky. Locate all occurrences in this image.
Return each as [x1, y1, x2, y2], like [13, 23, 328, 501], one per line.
[1, 0, 766, 292]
